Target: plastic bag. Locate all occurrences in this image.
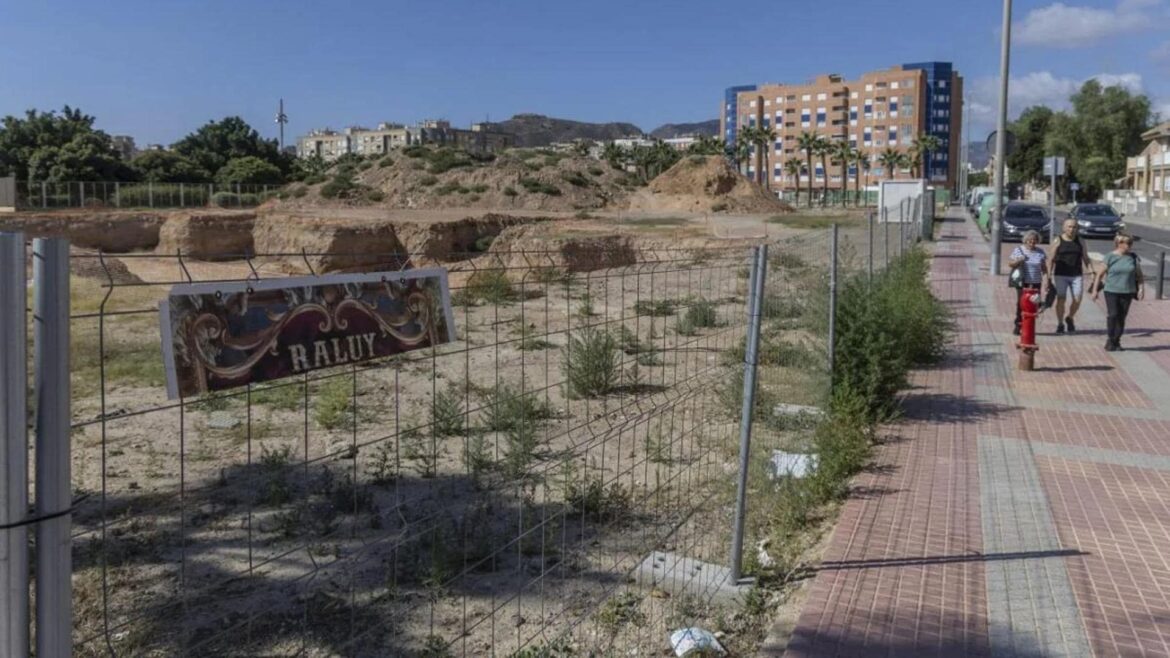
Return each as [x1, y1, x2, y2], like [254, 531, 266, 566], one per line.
[669, 627, 726, 656]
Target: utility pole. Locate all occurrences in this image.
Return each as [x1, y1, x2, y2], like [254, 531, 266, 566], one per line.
[991, 0, 1013, 275]
[275, 99, 289, 152]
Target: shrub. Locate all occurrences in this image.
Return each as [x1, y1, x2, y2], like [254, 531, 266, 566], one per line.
[565, 473, 632, 523]
[503, 421, 541, 479]
[633, 299, 677, 317]
[711, 202, 729, 213]
[472, 235, 495, 252]
[435, 182, 464, 196]
[468, 183, 489, 193]
[464, 270, 516, 303]
[403, 145, 429, 158]
[478, 383, 555, 432]
[304, 174, 327, 185]
[378, 156, 394, 168]
[366, 441, 397, 485]
[366, 189, 385, 202]
[594, 592, 645, 633]
[684, 298, 719, 328]
[400, 422, 439, 478]
[419, 175, 439, 186]
[587, 166, 605, 177]
[561, 171, 590, 187]
[427, 149, 472, 174]
[564, 327, 619, 398]
[259, 445, 294, 506]
[519, 177, 562, 196]
[314, 378, 352, 429]
[291, 184, 308, 198]
[432, 384, 465, 436]
[503, 186, 518, 197]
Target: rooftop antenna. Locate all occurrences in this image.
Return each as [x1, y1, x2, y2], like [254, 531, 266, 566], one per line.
[275, 99, 289, 151]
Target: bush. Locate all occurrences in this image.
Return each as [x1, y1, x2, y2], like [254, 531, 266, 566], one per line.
[314, 378, 353, 429]
[684, 298, 719, 328]
[503, 186, 518, 197]
[633, 299, 677, 317]
[587, 166, 605, 177]
[565, 474, 632, 523]
[464, 270, 516, 303]
[519, 177, 562, 196]
[711, 202, 729, 212]
[472, 235, 495, 252]
[432, 384, 465, 436]
[561, 171, 590, 187]
[468, 183, 489, 193]
[419, 175, 439, 186]
[427, 149, 473, 174]
[832, 248, 952, 421]
[366, 189, 385, 202]
[563, 327, 619, 398]
[378, 156, 394, 168]
[478, 384, 554, 432]
[403, 145, 429, 158]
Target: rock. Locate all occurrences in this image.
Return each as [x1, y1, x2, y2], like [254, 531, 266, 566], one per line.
[769, 450, 816, 480]
[206, 412, 240, 430]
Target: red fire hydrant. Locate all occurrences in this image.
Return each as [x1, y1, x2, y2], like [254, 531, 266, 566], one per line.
[1017, 288, 1040, 370]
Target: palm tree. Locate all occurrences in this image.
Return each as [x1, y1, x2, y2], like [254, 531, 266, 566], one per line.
[831, 140, 853, 206]
[733, 134, 753, 176]
[812, 136, 831, 206]
[784, 159, 804, 199]
[848, 148, 867, 206]
[796, 132, 820, 207]
[878, 147, 903, 182]
[910, 134, 942, 180]
[743, 125, 776, 188]
[602, 143, 626, 170]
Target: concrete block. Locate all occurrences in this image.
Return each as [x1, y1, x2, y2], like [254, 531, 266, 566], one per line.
[634, 551, 751, 607]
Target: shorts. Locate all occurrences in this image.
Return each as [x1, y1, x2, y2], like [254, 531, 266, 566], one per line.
[1053, 275, 1083, 299]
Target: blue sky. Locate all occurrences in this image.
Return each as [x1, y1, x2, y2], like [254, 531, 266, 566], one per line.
[1, 0, 1167, 146]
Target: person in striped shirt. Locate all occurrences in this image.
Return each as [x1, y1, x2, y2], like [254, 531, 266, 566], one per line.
[1008, 230, 1050, 336]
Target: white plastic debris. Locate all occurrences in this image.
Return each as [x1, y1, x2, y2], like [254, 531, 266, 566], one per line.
[756, 538, 775, 569]
[769, 450, 816, 480]
[670, 627, 726, 656]
[772, 403, 822, 417]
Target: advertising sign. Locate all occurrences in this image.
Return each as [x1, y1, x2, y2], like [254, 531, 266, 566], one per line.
[160, 269, 456, 399]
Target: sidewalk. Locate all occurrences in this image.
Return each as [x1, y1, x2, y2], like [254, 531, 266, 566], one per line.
[773, 211, 1170, 657]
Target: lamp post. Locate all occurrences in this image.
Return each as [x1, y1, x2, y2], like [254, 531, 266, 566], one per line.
[991, 0, 1013, 275]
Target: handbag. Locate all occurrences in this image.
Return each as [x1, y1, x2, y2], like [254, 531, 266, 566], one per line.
[1008, 266, 1024, 289]
[1043, 284, 1057, 309]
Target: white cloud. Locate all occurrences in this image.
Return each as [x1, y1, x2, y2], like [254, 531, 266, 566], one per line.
[1152, 40, 1170, 61]
[1014, 0, 1164, 47]
[968, 71, 1144, 126]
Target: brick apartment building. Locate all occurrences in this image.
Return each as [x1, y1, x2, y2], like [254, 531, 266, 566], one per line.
[720, 62, 963, 193]
[297, 120, 514, 161]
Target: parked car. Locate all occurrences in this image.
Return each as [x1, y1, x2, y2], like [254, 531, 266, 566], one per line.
[999, 202, 1052, 242]
[1067, 203, 1125, 239]
[977, 193, 999, 230]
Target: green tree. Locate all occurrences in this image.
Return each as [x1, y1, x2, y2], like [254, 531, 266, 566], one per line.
[130, 150, 211, 183]
[1007, 106, 1055, 185]
[968, 171, 990, 187]
[909, 134, 942, 179]
[172, 116, 289, 183]
[732, 136, 753, 176]
[686, 135, 724, 156]
[746, 125, 776, 188]
[812, 136, 831, 206]
[216, 156, 285, 185]
[831, 140, 853, 206]
[0, 106, 134, 184]
[797, 132, 820, 207]
[878, 148, 904, 181]
[784, 158, 804, 194]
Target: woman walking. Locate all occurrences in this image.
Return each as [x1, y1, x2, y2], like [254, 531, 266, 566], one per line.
[1092, 233, 1145, 351]
[1008, 230, 1049, 336]
[1051, 219, 1091, 334]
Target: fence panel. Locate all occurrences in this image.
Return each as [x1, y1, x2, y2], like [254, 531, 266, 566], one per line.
[19, 182, 275, 210]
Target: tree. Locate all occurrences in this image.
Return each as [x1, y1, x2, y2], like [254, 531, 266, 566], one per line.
[812, 136, 831, 206]
[733, 136, 753, 176]
[130, 150, 211, 183]
[1007, 106, 1055, 185]
[848, 148, 867, 206]
[909, 134, 942, 179]
[0, 106, 134, 184]
[216, 156, 285, 186]
[747, 125, 777, 188]
[797, 132, 820, 207]
[878, 148, 904, 181]
[686, 135, 725, 156]
[968, 171, 990, 187]
[784, 158, 804, 194]
[172, 116, 289, 183]
[602, 142, 627, 170]
[831, 140, 853, 206]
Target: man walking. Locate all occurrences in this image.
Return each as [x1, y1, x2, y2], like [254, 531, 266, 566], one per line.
[1050, 219, 1090, 334]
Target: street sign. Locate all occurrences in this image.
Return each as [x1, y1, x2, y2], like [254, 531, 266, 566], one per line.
[1070, 183, 1080, 191]
[1043, 156, 1066, 177]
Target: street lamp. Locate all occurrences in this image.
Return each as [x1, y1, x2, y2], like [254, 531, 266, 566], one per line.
[991, 0, 1013, 275]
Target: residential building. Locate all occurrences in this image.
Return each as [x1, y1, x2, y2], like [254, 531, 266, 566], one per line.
[663, 136, 699, 151]
[296, 120, 514, 161]
[1126, 121, 1170, 199]
[720, 62, 963, 193]
[612, 136, 656, 149]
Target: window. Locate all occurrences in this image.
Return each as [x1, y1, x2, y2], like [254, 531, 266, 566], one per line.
[938, 80, 948, 89]
[891, 81, 900, 90]
[904, 79, 915, 88]
[750, 100, 756, 108]
[801, 94, 811, 101]
[775, 141, 783, 152]
[776, 97, 783, 104]
[764, 100, 770, 106]
[851, 91, 859, 99]
[865, 84, 873, 91]
[787, 95, 796, 101]
[816, 93, 827, 101]
[889, 99, 898, 112]
[888, 128, 897, 142]
[849, 106, 858, 119]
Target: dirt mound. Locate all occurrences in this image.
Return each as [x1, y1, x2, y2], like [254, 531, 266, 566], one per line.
[68, 251, 143, 284]
[278, 147, 636, 213]
[0, 212, 164, 252]
[486, 224, 639, 274]
[156, 212, 256, 260]
[626, 155, 794, 215]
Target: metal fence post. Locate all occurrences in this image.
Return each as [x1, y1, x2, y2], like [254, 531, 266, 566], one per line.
[33, 238, 71, 658]
[1, 233, 29, 658]
[40, 182, 46, 209]
[899, 199, 906, 255]
[867, 210, 874, 281]
[730, 244, 767, 582]
[148, 181, 154, 208]
[883, 206, 889, 268]
[79, 182, 85, 208]
[180, 182, 185, 207]
[114, 181, 120, 209]
[829, 224, 839, 387]
[1158, 251, 1166, 301]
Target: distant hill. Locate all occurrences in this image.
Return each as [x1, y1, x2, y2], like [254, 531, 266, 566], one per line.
[481, 114, 642, 147]
[649, 120, 719, 139]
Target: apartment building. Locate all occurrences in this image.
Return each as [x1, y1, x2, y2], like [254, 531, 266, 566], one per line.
[719, 62, 962, 192]
[1126, 121, 1170, 199]
[297, 120, 514, 161]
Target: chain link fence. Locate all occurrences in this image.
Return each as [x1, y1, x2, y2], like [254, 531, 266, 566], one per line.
[16, 181, 278, 210]
[1, 205, 927, 656]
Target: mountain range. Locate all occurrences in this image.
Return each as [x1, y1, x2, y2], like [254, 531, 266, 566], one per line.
[480, 114, 719, 146]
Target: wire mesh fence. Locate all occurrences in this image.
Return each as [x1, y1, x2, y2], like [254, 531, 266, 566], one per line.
[17, 181, 277, 210]
[1, 207, 927, 656]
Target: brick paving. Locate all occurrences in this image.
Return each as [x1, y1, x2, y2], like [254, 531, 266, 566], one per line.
[777, 212, 1170, 657]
